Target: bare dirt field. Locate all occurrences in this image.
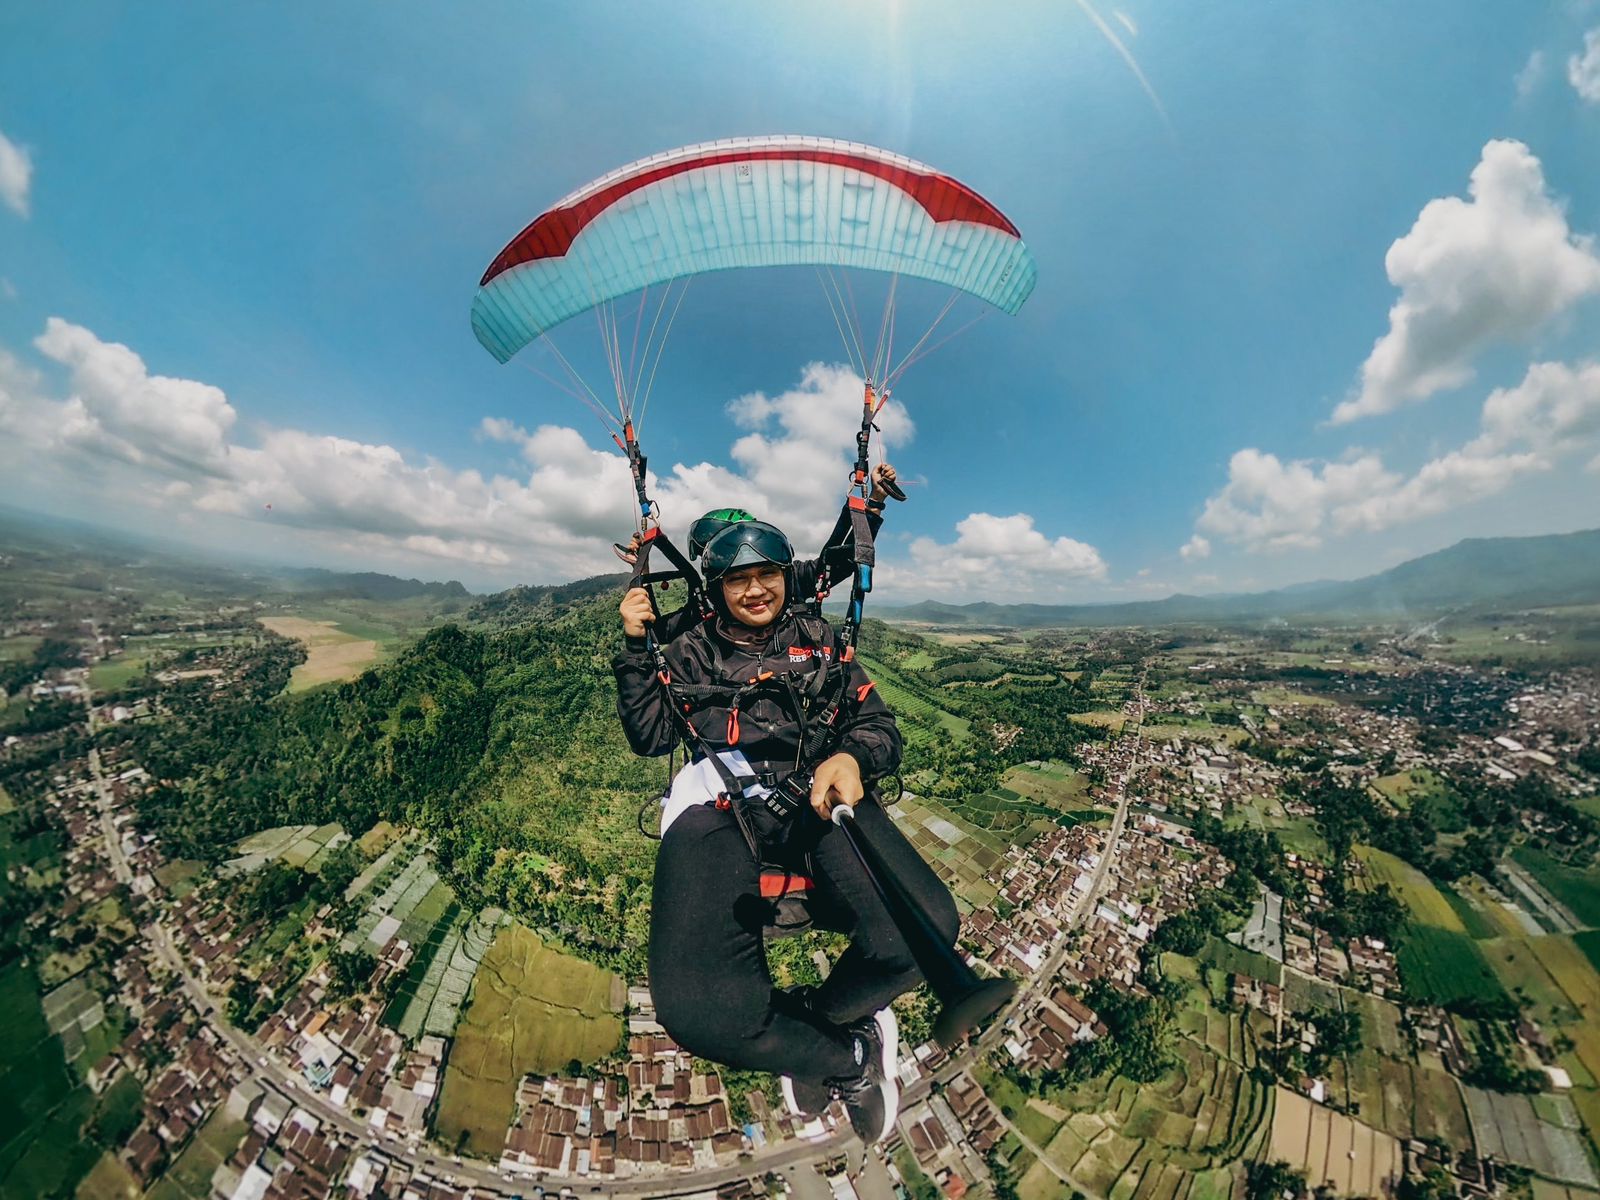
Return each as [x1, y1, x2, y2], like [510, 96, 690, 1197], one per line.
[1270, 1088, 1401, 1197]
[260, 616, 380, 690]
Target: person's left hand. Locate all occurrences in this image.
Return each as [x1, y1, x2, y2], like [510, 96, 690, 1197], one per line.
[615, 530, 644, 566]
[810, 752, 864, 820]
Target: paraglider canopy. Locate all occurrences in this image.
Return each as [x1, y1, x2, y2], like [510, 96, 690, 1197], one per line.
[472, 135, 1036, 365]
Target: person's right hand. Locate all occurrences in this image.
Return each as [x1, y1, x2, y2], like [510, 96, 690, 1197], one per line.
[620, 588, 655, 638]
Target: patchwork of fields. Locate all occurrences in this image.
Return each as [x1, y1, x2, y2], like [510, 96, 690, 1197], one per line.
[891, 793, 1010, 910]
[260, 615, 382, 691]
[0, 962, 106, 1197]
[225, 821, 349, 875]
[1006, 986, 1278, 1200]
[388, 907, 500, 1040]
[435, 924, 623, 1156]
[1464, 1086, 1598, 1187]
[1270, 1088, 1401, 1197]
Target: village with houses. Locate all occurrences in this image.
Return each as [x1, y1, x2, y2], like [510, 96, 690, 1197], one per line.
[3, 553, 1599, 1200]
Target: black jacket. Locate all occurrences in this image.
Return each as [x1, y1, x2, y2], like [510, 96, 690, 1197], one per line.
[612, 609, 901, 785]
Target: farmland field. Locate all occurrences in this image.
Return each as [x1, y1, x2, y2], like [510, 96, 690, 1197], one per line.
[1442, 881, 1524, 939]
[358, 820, 401, 856]
[1397, 925, 1503, 1006]
[945, 787, 1091, 839]
[996, 998, 1275, 1200]
[0, 635, 42, 661]
[1356, 846, 1464, 931]
[1069, 710, 1127, 733]
[1201, 936, 1281, 986]
[857, 654, 971, 741]
[1486, 937, 1582, 1024]
[1529, 936, 1600, 1013]
[892, 794, 1009, 909]
[1463, 1086, 1598, 1187]
[76, 1152, 141, 1200]
[1512, 848, 1600, 928]
[434, 924, 622, 1155]
[1270, 1088, 1401, 1197]
[1003, 761, 1095, 813]
[0, 962, 102, 1199]
[87, 655, 150, 693]
[343, 848, 439, 952]
[143, 1110, 248, 1200]
[1331, 1045, 1466, 1144]
[225, 822, 348, 875]
[260, 615, 381, 691]
[1576, 930, 1600, 973]
[389, 907, 499, 1040]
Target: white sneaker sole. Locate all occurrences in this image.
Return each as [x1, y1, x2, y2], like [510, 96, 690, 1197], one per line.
[781, 1074, 801, 1118]
[871, 1006, 900, 1143]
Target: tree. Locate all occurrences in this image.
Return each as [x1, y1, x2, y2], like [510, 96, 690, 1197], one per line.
[310, 841, 365, 904]
[237, 862, 310, 923]
[986, 1150, 1021, 1200]
[1246, 1161, 1307, 1200]
[1153, 911, 1208, 956]
[1398, 1164, 1455, 1200]
[326, 948, 376, 997]
[1311, 1009, 1363, 1062]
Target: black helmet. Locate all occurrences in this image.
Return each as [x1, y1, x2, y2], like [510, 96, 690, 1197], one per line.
[699, 520, 794, 585]
[687, 507, 758, 559]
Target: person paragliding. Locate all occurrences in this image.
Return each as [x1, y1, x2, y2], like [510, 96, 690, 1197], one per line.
[613, 518, 955, 1143]
[471, 134, 1037, 1144]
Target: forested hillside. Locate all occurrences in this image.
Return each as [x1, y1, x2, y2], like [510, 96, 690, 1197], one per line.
[116, 592, 1107, 977]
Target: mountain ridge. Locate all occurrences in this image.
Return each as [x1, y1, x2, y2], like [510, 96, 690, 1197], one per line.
[867, 528, 1600, 627]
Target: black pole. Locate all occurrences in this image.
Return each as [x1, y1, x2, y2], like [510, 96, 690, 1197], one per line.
[831, 805, 1015, 1048]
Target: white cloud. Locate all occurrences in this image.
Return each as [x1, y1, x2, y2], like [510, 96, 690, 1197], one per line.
[1475, 359, 1600, 454]
[1, 320, 931, 582]
[1197, 360, 1600, 552]
[34, 318, 238, 476]
[0, 278, 16, 301]
[900, 512, 1107, 599]
[1333, 140, 1600, 424]
[722, 361, 914, 548]
[1515, 50, 1546, 99]
[0, 125, 30, 217]
[1570, 28, 1600, 102]
[1196, 449, 1398, 551]
[1179, 534, 1211, 561]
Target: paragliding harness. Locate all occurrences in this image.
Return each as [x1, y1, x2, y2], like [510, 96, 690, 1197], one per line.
[623, 389, 903, 933]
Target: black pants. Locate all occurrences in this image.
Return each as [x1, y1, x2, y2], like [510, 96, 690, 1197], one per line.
[647, 797, 960, 1081]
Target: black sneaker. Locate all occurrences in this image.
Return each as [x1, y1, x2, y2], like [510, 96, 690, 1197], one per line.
[780, 986, 832, 1118]
[834, 1006, 899, 1145]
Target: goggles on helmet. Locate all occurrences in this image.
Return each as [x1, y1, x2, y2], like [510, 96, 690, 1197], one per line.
[687, 507, 758, 560]
[700, 520, 794, 584]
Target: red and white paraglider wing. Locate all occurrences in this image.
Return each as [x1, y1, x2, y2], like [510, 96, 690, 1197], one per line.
[471, 135, 1037, 363]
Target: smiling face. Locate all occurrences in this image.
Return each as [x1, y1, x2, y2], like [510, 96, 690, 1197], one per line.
[720, 564, 786, 626]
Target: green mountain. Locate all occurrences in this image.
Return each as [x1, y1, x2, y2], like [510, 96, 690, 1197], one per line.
[275, 567, 472, 601]
[871, 528, 1600, 627]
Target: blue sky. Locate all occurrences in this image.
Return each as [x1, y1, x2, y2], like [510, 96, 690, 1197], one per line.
[1, 1, 1598, 600]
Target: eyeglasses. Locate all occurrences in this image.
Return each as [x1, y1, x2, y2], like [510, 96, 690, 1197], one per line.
[722, 567, 784, 596]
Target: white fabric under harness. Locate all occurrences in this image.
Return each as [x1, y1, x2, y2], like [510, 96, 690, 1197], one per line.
[659, 749, 774, 837]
